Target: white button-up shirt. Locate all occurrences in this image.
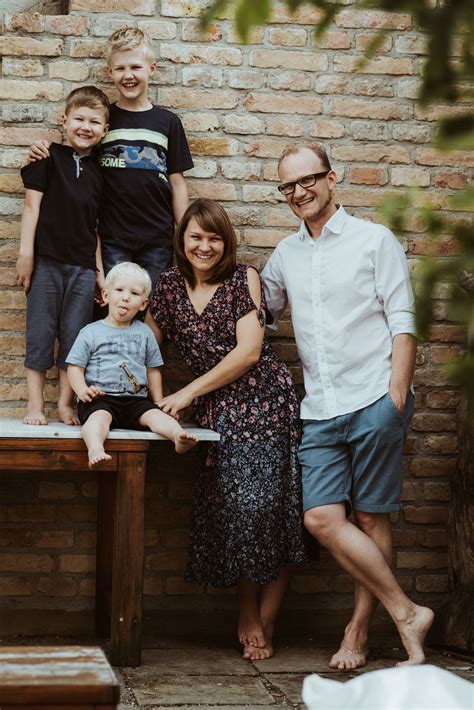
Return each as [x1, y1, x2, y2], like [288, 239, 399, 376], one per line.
[261, 206, 415, 420]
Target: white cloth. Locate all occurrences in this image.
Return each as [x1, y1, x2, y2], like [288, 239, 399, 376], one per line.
[302, 665, 473, 709]
[261, 206, 415, 420]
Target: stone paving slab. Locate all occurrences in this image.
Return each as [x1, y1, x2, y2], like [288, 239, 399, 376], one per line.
[130, 675, 276, 706]
[130, 648, 257, 676]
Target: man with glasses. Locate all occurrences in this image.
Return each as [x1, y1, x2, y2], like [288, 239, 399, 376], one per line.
[261, 143, 433, 669]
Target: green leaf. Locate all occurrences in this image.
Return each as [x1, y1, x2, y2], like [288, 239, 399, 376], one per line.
[235, 0, 271, 42]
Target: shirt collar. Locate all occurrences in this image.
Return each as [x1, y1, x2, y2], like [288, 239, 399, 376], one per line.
[298, 204, 347, 241]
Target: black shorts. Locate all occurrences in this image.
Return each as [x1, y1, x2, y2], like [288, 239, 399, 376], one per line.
[77, 395, 158, 429]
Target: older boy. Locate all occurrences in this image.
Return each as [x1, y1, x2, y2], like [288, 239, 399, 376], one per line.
[16, 86, 109, 426]
[30, 27, 193, 291]
[67, 262, 199, 469]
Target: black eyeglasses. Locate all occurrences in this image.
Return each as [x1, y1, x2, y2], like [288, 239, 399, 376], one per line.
[277, 170, 331, 195]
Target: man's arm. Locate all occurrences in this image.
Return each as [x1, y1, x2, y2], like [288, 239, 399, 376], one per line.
[15, 189, 43, 292]
[169, 172, 188, 225]
[389, 333, 417, 413]
[260, 249, 288, 330]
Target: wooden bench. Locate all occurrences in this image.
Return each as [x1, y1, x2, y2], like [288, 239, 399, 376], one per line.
[0, 645, 120, 709]
[0, 419, 219, 667]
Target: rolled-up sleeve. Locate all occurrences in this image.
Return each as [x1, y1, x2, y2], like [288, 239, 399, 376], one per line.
[261, 249, 288, 331]
[375, 229, 416, 338]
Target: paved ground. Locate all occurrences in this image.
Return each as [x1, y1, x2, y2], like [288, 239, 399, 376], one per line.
[115, 637, 473, 709]
[2, 634, 472, 708]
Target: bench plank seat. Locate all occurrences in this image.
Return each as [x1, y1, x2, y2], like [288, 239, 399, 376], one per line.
[0, 419, 219, 666]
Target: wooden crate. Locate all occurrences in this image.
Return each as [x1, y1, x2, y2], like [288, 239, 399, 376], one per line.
[0, 646, 120, 709]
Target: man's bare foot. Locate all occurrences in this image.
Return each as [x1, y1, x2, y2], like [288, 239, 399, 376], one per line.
[88, 449, 112, 470]
[23, 410, 48, 425]
[329, 643, 369, 670]
[58, 404, 80, 426]
[174, 430, 199, 454]
[396, 605, 434, 666]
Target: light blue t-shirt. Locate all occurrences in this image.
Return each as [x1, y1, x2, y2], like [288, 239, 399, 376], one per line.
[66, 319, 164, 397]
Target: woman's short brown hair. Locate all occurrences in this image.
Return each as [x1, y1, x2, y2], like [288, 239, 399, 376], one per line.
[174, 199, 237, 288]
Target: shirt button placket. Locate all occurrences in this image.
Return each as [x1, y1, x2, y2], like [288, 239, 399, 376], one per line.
[312, 235, 337, 418]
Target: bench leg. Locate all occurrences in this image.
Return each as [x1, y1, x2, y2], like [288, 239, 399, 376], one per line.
[109, 451, 146, 667]
[95, 473, 116, 638]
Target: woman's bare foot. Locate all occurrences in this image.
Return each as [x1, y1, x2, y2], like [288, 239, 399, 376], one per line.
[174, 431, 199, 454]
[88, 449, 112, 470]
[58, 404, 80, 426]
[238, 611, 266, 650]
[23, 410, 48, 425]
[329, 643, 369, 670]
[243, 640, 273, 660]
[396, 605, 434, 666]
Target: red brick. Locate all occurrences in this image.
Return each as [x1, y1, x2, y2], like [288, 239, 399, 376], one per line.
[428, 325, 466, 343]
[335, 9, 412, 29]
[403, 506, 448, 524]
[36, 531, 74, 548]
[56, 505, 96, 522]
[58, 554, 95, 573]
[397, 551, 447, 569]
[411, 412, 457, 432]
[430, 345, 463, 364]
[8, 505, 55, 523]
[0, 528, 33, 546]
[0, 37, 62, 56]
[349, 167, 388, 185]
[415, 574, 449, 592]
[146, 551, 187, 571]
[4, 12, 45, 32]
[71, 0, 154, 13]
[291, 575, 331, 593]
[45, 15, 89, 35]
[434, 172, 469, 190]
[166, 577, 204, 594]
[422, 529, 448, 547]
[38, 576, 77, 596]
[331, 98, 411, 121]
[424, 435, 458, 454]
[0, 553, 54, 572]
[392, 529, 417, 547]
[0, 576, 31, 595]
[410, 457, 456, 477]
[38, 481, 76, 500]
[425, 390, 460, 409]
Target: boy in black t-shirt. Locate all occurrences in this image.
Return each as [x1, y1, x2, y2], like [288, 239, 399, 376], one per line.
[16, 86, 109, 426]
[29, 27, 194, 291]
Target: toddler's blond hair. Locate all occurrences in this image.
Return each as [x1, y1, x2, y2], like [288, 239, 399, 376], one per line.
[105, 262, 152, 298]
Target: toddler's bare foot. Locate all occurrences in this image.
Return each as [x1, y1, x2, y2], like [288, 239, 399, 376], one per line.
[396, 605, 434, 666]
[58, 404, 80, 426]
[329, 644, 368, 670]
[23, 410, 48, 425]
[88, 449, 112, 470]
[174, 430, 199, 454]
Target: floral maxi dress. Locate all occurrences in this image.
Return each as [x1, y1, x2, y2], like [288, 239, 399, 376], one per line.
[150, 264, 309, 587]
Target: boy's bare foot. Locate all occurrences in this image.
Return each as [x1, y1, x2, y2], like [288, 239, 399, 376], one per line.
[88, 449, 112, 470]
[58, 404, 80, 426]
[396, 605, 434, 666]
[23, 410, 48, 425]
[329, 643, 369, 670]
[174, 430, 199, 454]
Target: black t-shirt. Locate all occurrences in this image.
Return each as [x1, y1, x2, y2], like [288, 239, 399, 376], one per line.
[97, 104, 194, 245]
[20, 143, 102, 270]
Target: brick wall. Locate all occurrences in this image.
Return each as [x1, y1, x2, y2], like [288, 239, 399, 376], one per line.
[0, 1, 471, 636]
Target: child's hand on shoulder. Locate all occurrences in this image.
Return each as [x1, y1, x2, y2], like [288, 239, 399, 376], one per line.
[79, 385, 105, 403]
[28, 140, 51, 162]
[15, 254, 34, 292]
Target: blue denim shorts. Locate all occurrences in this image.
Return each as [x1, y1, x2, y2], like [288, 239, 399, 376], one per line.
[298, 391, 414, 514]
[25, 256, 96, 371]
[100, 236, 173, 293]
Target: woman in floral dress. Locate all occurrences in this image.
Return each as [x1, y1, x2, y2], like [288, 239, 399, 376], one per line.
[146, 198, 309, 660]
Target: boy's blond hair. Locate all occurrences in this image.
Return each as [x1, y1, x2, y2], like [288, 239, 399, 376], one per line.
[64, 85, 110, 122]
[105, 27, 155, 65]
[105, 262, 152, 298]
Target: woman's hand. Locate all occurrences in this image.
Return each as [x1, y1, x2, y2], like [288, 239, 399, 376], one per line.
[158, 386, 195, 419]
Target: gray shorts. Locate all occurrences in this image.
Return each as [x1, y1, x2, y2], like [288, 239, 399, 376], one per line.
[298, 391, 414, 514]
[25, 256, 96, 371]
